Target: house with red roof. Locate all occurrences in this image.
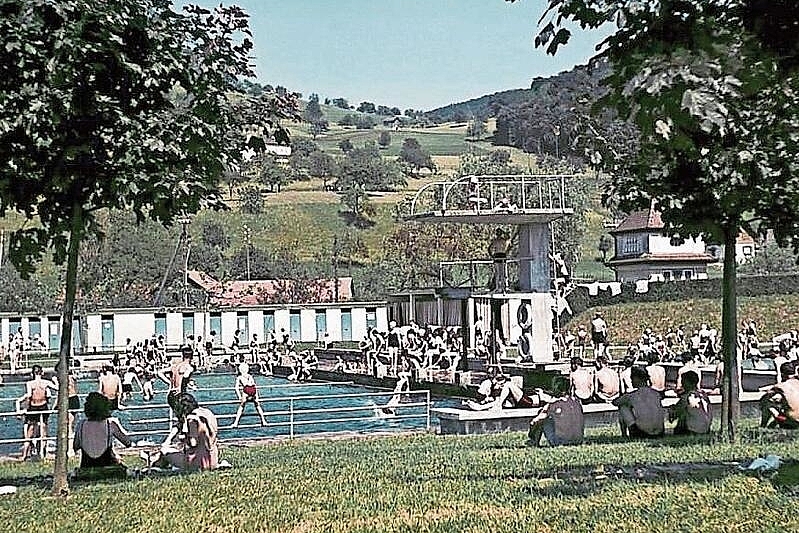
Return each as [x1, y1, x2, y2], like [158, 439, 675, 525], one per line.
[186, 270, 352, 306]
[606, 205, 715, 283]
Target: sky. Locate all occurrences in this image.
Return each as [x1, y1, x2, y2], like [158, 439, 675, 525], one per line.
[185, 0, 613, 111]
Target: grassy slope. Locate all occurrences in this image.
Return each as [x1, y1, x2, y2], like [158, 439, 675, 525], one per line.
[1, 427, 798, 532]
[567, 293, 799, 344]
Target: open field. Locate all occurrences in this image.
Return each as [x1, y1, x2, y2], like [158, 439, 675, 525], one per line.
[1, 424, 798, 533]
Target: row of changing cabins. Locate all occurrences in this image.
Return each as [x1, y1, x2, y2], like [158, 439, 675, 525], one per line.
[0, 302, 390, 354]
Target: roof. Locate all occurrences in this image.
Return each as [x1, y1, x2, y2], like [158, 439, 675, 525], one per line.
[611, 205, 663, 234]
[607, 253, 715, 266]
[187, 270, 352, 306]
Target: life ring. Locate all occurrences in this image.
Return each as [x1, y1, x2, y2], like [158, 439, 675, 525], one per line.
[517, 302, 533, 329]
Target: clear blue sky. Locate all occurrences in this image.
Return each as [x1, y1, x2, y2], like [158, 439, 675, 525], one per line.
[183, 0, 612, 111]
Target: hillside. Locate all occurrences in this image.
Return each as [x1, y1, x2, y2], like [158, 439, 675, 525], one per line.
[424, 87, 533, 123]
[567, 293, 799, 344]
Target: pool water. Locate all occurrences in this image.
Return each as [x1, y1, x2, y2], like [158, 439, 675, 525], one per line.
[0, 373, 460, 454]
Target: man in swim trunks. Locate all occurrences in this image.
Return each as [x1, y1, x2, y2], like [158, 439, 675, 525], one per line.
[233, 363, 267, 427]
[17, 365, 57, 460]
[158, 348, 196, 424]
[98, 364, 122, 410]
[465, 374, 539, 411]
[593, 355, 620, 402]
[569, 357, 595, 404]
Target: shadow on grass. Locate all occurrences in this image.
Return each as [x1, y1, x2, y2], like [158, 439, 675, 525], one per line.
[337, 211, 376, 228]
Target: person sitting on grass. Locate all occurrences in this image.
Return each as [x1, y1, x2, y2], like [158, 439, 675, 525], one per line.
[612, 366, 665, 439]
[232, 363, 267, 427]
[760, 372, 799, 429]
[526, 377, 584, 447]
[668, 370, 712, 435]
[143, 393, 220, 472]
[73, 392, 132, 474]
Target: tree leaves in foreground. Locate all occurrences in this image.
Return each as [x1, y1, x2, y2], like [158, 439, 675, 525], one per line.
[517, 0, 799, 441]
[0, 0, 298, 494]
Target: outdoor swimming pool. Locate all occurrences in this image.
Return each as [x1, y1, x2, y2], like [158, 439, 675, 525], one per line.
[0, 373, 460, 455]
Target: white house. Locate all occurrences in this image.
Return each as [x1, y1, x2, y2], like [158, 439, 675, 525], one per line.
[607, 205, 715, 283]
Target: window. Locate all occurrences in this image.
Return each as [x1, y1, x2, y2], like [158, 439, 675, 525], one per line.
[340, 309, 352, 342]
[366, 307, 377, 330]
[101, 315, 114, 349]
[622, 235, 641, 255]
[682, 270, 693, 280]
[662, 271, 673, 281]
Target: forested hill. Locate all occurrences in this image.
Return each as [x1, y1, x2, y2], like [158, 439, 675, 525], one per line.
[424, 61, 605, 123]
[424, 88, 532, 123]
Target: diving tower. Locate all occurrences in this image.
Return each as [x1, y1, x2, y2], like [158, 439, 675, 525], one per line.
[406, 174, 578, 364]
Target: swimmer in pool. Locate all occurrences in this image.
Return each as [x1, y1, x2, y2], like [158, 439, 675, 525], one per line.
[232, 363, 267, 427]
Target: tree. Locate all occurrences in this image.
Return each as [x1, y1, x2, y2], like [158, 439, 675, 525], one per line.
[331, 97, 350, 109]
[202, 221, 230, 250]
[306, 150, 337, 190]
[357, 101, 376, 114]
[259, 154, 291, 193]
[303, 93, 327, 138]
[0, 1, 297, 493]
[339, 139, 354, 153]
[523, 0, 799, 441]
[466, 117, 487, 140]
[398, 138, 436, 174]
[378, 130, 392, 149]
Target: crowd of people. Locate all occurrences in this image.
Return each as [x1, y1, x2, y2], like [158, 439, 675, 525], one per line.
[357, 321, 464, 380]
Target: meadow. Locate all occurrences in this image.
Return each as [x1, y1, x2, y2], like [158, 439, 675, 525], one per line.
[1, 424, 797, 533]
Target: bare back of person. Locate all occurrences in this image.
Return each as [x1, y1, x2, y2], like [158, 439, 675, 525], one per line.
[99, 374, 121, 400]
[647, 364, 666, 392]
[28, 378, 49, 407]
[171, 359, 193, 391]
[779, 378, 799, 423]
[571, 368, 594, 402]
[595, 367, 620, 401]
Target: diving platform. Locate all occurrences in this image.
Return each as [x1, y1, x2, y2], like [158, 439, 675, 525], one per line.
[406, 174, 575, 224]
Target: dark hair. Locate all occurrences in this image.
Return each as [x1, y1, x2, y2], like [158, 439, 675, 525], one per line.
[631, 366, 650, 387]
[682, 370, 700, 390]
[550, 376, 570, 396]
[622, 356, 636, 368]
[84, 392, 112, 421]
[570, 357, 583, 367]
[31, 364, 43, 376]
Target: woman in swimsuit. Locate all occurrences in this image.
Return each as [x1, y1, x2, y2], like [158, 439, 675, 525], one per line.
[232, 363, 267, 427]
[73, 392, 132, 469]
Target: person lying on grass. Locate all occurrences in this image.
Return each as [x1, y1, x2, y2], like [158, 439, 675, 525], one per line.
[526, 377, 584, 447]
[668, 370, 712, 435]
[612, 366, 665, 439]
[464, 374, 538, 411]
[760, 372, 799, 430]
[73, 392, 133, 470]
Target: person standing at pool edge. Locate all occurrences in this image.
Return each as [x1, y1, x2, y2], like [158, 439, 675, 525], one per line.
[233, 363, 267, 427]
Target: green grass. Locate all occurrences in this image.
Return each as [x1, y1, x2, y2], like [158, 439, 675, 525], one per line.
[568, 293, 799, 343]
[2, 424, 799, 532]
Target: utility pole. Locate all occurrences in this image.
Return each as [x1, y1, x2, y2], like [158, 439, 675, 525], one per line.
[180, 216, 191, 308]
[332, 236, 339, 303]
[242, 224, 252, 281]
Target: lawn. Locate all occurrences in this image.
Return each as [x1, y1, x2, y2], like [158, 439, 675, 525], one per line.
[1, 424, 798, 532]
[567, 293, 799, 344]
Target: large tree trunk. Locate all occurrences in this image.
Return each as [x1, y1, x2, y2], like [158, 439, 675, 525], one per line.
[720, 225, 740, 442]
[52, 203, 83, 496]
